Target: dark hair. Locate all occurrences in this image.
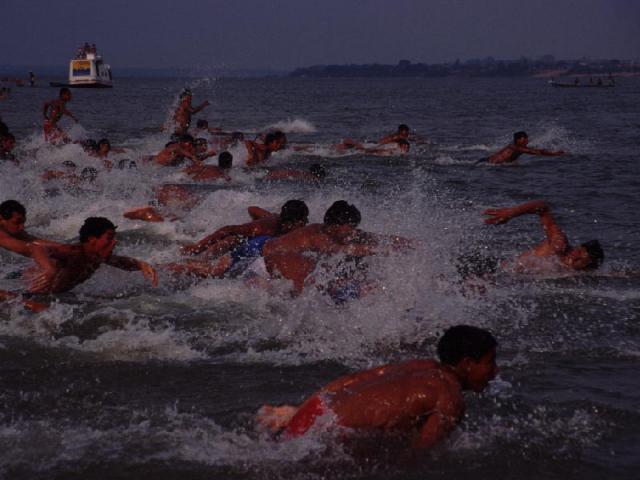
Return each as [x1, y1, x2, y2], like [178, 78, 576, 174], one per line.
[98, 139, 110, 149]
[194, 137, 208, 146]
[62, 160, 77, 169]
[1, 133, 15, 143]
[180, 88, 192, 99]
[82, 139, 98, 152]
[437, 325, 497, 365]
[231, 131, 244, 142]
[0, 200, 26, 220]
[60, 87, 71, 97]
[79, 217, 116, 243]
[309, 163, 326, 180]
[196, 119, 208, 129]
[279, 200, 309, 225]
[580, 240, 604, 270]
[398, 124, 409, 133]
[218, 151, 233, 169]
[178, 134, 194, 145]
[324, 201, 361, 227]
[514, 131, 528, 141]
[264, 133, 277, 146]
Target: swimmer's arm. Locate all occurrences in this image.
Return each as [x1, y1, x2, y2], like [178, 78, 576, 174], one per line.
[182, 225, 242, 255]
[247, 206, 275, 221]
[538, 208, 569, 254]
[483, 200, 548, 225]
[0, 289, 48, 312]
[413, 389, 460, 450]
[376, 134, 398, 146]
[106, 255, 158, 287]
[0, 232, 33, 256]
[191, 101, 210, 114]
[42, 101, 51, 119]
[515, 145, 566, 156]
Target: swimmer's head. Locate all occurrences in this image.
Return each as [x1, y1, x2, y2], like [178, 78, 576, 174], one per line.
[324, 201, 361, 227]
[0, 133, 15, 151]
[398, 124, 410, 136]
[514, 131, 528, 145]
[437, 325, 498, 392]
[82, 139, 98, 153]
[218, 151, 233, 170]
[231, 131, 244, 142]
[62, 160, 77, 171]
[397, 139, 410, 153]
[567, 239, 604, 270]
[279, 199, 309, 230]
[79, 217, 117, 258]
[59, 87, 71, 100]
[178, 134, 195, 148]
[273, 130, 287, 150]
[309, 163, 326, 180]
[194, 137, 208, 152]
[264, 133, 279, 151]
[0, 200, 27, 235]
[98, 138, 111, 154]
[196, 119, 208, 129]
[180, 88, 192, 99]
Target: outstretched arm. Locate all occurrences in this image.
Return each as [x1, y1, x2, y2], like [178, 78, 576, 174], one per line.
[106, 255, 158, 287]
[515, 145, 566, 156]
[484, 201, 569, 253]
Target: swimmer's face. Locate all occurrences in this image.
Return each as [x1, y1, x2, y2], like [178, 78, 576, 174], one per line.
[99, 144, 110, 155]
[1, 137, 15, 151]
[564, 246, 593, 270]
[1, 212, 26, 236]
[515, 136, 528, 146]
[87, 229, 117, 259]
[464, 347, 498, 393]
[61, 91, 71, 102]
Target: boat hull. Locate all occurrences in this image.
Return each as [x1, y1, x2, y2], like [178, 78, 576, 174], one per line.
[50, 81, 112, 88]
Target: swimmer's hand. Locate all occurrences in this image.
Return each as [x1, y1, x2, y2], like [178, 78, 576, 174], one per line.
[483, 208, 514, 225]
[137, 261, 158, 287]
[23, 298, 49, 313]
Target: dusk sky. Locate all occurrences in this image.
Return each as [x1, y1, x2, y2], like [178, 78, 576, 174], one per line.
[2, 0, 639, 72]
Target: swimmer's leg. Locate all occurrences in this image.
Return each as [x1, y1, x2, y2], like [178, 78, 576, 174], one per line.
[0, 289, 48, 312]
[123, 206, 165, 222]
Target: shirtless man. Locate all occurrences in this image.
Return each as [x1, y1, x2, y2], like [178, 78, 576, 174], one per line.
[148, 135, 199, 167]
[173, 89, 209, 135]
[24, 217, 157, 296]
[483, 200, 604, 273]
[183, 151, 232, 182]
[258, 325, 498, 451]
[245, 132, 285, 167]
[43, 88, 78, 144]
[166, 200, 309, 279]
[481, 131, 566, 165]
[377, 124, 410, 145]
[334, 138, 410, 156]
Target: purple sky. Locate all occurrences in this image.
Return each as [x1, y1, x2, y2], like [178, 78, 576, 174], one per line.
[2, 0, 639, 71]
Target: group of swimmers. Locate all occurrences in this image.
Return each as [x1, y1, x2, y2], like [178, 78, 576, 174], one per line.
[0, 85, 608, 455]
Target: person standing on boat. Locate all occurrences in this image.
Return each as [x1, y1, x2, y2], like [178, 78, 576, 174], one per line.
[479, 131, 566, 165]
[173, 88, 209, 135]
[43, 87, 78, 144]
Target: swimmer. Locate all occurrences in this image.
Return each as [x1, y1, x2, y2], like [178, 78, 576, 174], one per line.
[258, 325, 498, 451]
[23, 217, 157, 296]
[43, 87, 78, 144]
[334, 138, 410, 156]
[480, 131, 566, 165]
[264, 163, 326, 182]
[173, 88, 209, 135]
[165, 200, 309, 279]
[148, 135, 199, 167]
[376, 123, 410, 145]
[0, 132, 17, 164]
[180, 200, 309, 258]
[183, 151, 232, 182]
[483, 200, 604, 273]
[123, 184, 201, 223]
[245, 132, 286, 167]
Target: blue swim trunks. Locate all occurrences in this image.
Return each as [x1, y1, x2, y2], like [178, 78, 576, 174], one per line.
[228, 235, 273, 276]
[328, 280, 361, 305]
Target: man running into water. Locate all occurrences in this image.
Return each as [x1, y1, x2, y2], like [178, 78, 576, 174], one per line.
[173, 89, 209, 135]
[166, 200, 309, 279]
[21, 217, 157, 297]
[483, 200, 604, 273]
[480, 131, 566, 165]
[258, 325, 498, 451]
[43, 88, 78, 144]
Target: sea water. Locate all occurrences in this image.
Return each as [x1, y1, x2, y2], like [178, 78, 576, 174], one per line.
[0, 76, 638, 479]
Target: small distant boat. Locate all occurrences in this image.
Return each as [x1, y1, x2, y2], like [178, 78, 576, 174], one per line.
[549, 77, 615, 88]
[50, 43, 113, 88]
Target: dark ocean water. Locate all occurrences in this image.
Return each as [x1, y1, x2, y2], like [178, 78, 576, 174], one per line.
[0, 75, 639, 479]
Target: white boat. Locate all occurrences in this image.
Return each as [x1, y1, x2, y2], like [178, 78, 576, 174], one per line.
[51, 44, 113, 88]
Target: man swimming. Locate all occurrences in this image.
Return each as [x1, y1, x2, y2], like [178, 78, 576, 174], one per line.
[258, 325, 498, 451]
[483, 200, 604, 273]
[376, 124, 410, 145]
[334, 138, 410, 156]
[0, 132, 17, 164]
[43, 87, 78, 144]
[245, 132, 286, 167]
[166, 200, 309, 279]
[148, 135, 199, 167]
[481, 131, 566, 165]
[183, 151, 232, 182]
[173, 89, 210, 135]
[24, 217, 157, 296]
